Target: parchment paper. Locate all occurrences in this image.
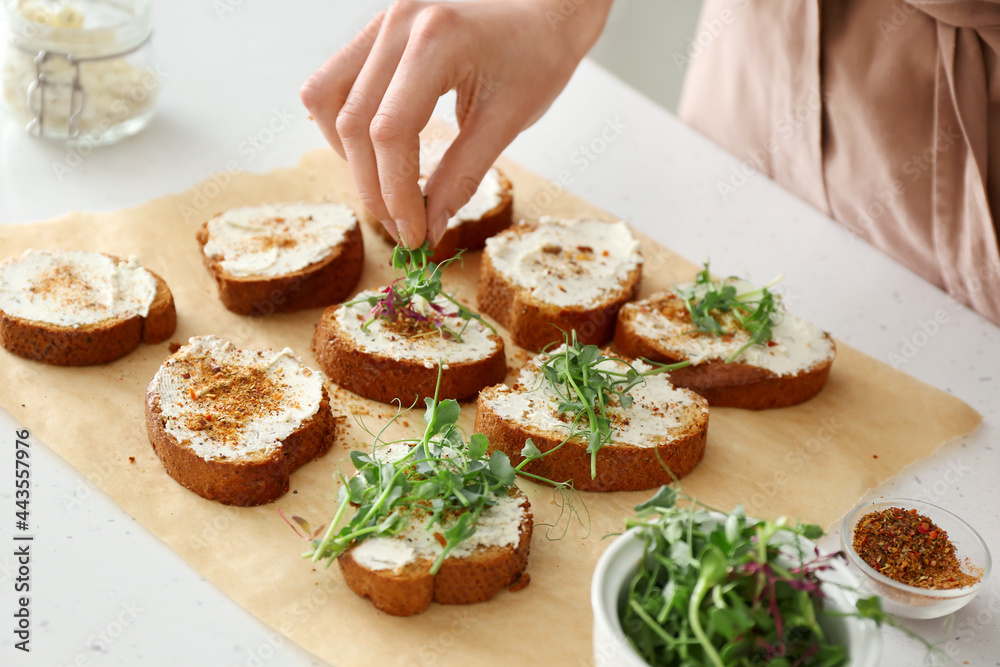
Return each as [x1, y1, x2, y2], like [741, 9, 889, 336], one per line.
[0, 129, 981, 666]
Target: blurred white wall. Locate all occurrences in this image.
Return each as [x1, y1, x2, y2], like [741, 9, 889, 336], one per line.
[588, 0, 704, 113]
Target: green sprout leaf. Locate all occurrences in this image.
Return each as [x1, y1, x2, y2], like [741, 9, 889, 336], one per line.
[854, 596, 885, 623]
[800, 523, 824, 541]
[424, 397, 460, 435]
[676, 260, 783, 363]
[488, 450, 516, 487]
[538, 333, 690, 478]
[346, 241, 495, 342]
[520, 438, 542, 460]
[468, 433, 489, 460]
[635, 485, 678, 513]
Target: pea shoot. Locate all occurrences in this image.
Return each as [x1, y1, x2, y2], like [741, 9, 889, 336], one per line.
[538, 332, 690, 479]
[346, 241, 493, 343]
[675, 261, 783, 362]
[300, 366, 585, 574]
[620, 488, 889, 667]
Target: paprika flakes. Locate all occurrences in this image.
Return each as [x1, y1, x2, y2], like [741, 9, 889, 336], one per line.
[852, 507, 981, 590]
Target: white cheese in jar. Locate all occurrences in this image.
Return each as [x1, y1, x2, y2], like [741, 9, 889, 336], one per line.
[1, 0, 159, 142]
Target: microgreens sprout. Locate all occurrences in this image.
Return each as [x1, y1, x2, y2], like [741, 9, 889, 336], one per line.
[345, 241, 494, 343]
[675, 260, 784, 363]
[300, 365, 586, 575]
[620, 487, 892, 667]
[537, 331, 691, 479]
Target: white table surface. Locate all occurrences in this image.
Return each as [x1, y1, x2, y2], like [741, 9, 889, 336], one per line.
[1, 2, 998, 665]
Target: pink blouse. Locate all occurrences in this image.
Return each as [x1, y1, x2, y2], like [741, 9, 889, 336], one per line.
[678, 0, 1000, 326]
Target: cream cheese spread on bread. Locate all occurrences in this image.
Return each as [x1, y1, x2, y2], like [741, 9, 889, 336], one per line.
[149, 335, 324, 460]
[202, 202, 356, 278]
[419, 140, 503, 229]
[482, 346, 706, 447]
[351, 493, 525, 571]
[0, 249, 158, 327]
[350, 442, 526, 572]
[335, 290, 501, 369]
[484, 217, 642, 308]
[632, 284, 835, 376]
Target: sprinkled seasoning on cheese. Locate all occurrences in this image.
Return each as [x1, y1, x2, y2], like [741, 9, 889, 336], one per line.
[482, 346, 706, 448]
[350, 476, 524, 576]
[350, 492, 525, 571]
[0, 249, 157, 327]
[419, 140, 504, 229]
[628, 286, 835, 377]
[347, 440, 527, 572]
[202, 202, 356, 278]
[150, 336, 324, 461]
[484, 217, 642, 308]
[335, 290, 501, 368]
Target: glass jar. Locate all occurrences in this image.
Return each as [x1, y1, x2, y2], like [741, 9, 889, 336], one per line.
[1, 0, 159, 146]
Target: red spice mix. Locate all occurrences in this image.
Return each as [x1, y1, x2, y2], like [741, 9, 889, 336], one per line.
[853, 507, 982, 590]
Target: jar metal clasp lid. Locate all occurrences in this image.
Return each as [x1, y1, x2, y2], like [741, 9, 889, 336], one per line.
[17, 32, 152, 140]
[26, 50, 85, 138]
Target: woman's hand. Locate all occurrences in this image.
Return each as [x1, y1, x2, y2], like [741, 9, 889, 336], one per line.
[301, 0, 612, 248]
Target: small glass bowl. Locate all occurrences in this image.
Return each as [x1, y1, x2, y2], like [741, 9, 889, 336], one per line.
[841, 498, 991, 620]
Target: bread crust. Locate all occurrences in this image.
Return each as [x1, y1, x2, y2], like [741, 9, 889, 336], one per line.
[475, 388, 708, 493]
[0, 265, 176, 366]
[364, 169, 514, 262]
[197, 215, 364, 316]
[613, 293, 835, 410]
[476, 226, 642, 352]
[337, 490, 533, 616]
[145, 386, 335, 507]
[311, 304, 507, 404]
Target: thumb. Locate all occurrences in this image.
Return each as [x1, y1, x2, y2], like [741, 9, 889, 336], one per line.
[422, 122, 516, 248]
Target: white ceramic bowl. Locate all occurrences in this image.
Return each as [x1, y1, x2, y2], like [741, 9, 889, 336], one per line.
[591, 527, 883, 667]
[841, 498, 991, 620]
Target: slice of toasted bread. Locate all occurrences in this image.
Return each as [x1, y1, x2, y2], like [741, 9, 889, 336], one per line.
[0, 249, 176, 366]
[338, 487, 533, 616]
[312, 289, 506, 404]
[475, 349, 709, 492]
[477, 217, 643, 352]
[364, 140, 514, 260]
[614, 289, 836, 410]
[197, 201, 364, 316]
[145, 335, 334, 506]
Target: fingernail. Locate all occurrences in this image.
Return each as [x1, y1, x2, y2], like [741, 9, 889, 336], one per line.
[381, 219, 400, 243]
[429, 210, 451, 247]
[396, 219, 416, 248]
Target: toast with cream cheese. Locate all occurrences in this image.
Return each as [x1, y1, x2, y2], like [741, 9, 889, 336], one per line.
[0, 249, 176, 365]
[312, 289, 506, 404]
[475, 346, 709, 492]
[197, 201, 364, 316]
[477, 217, 642, 352]
[614, 280, 836, 410]
[145, 335, 335, 506]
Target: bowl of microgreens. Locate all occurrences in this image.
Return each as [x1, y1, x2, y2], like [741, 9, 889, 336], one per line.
[592, 488, 884, 667]
[841, 498, 990, 620]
